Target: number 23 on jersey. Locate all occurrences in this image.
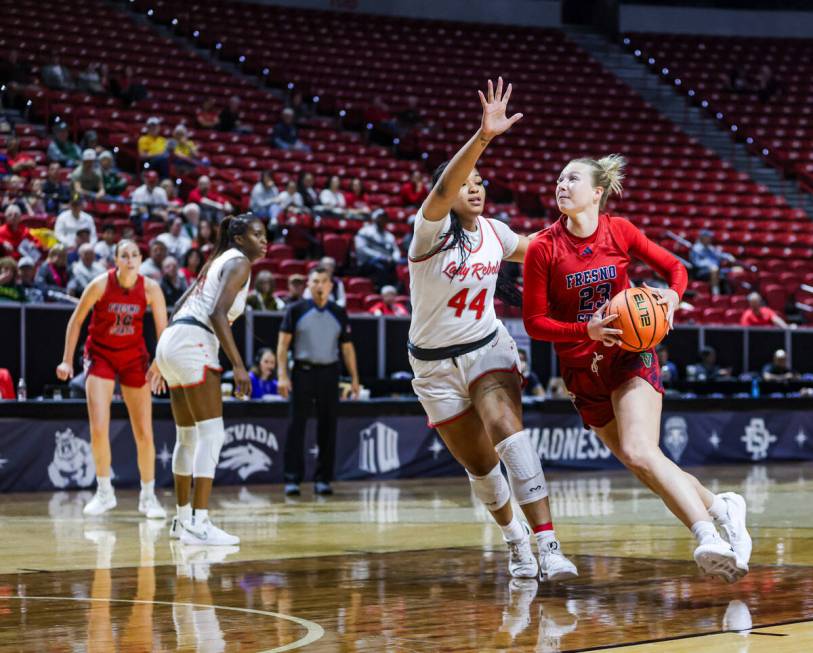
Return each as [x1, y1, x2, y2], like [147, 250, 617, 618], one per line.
[448, 288, 487, 320]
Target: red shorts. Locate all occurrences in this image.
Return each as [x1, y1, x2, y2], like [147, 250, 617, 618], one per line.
[84, 345, 149, 388]
[561, 347, 663, 428]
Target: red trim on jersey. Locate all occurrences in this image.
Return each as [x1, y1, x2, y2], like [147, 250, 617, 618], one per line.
[167, 365, 224, 390]
[483, 218, 506, 257]
[428, 405, 474, 429]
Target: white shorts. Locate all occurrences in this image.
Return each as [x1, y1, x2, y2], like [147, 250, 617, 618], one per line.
[409, 322, 522, 428]
[155, 323, 222, 388]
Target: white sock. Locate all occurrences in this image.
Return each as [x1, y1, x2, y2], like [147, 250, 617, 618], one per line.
[500, 517, 525, 543]
[691, 520, 719, 545]
[177, 504, 192, 524]
[140, 480, 155, 496]
[192, 508, 209, 526]
[708, 495, 728, 522]
[97, 476, 112, 493]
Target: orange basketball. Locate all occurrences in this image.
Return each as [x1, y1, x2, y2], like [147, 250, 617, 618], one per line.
[606, 286, 669, 352]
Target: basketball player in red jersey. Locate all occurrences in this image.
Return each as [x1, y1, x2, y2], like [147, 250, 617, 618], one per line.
[57, 240, 168, 518]
[523, 156, 751, 583]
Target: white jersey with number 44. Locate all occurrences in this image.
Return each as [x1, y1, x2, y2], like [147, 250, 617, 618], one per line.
[407, 209, 519, 349]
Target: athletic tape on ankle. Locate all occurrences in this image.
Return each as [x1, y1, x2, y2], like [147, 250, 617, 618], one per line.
[172, 425, 197, 475]
[495, 431, 548, 505]
[193, 418, 225, 478]
[466, 462, 511, 511]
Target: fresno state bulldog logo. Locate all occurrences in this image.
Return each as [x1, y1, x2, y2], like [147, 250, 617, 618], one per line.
[48, 428, 95, 489]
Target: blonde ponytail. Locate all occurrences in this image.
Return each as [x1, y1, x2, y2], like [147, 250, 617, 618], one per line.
[571, 154, 627, 210]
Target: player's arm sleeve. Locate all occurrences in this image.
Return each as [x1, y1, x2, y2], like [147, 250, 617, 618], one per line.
[522, 237, 590, 342]
[488, 219, 520, 259]
[408, 208, 451, 259]
[617, 218, 688, 299]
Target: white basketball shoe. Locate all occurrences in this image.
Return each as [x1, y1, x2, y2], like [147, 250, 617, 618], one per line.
[506, 522, 539, 579]
[180, 518, 240, 546]
[138, 492, 167, 520]
[538, 539, 579, 582]
[83, 489, 117, 516]
[694, 534, 741, 583]
[714, 492, 752, 574]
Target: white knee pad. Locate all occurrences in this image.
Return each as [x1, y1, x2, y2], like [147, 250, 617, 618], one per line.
[495, 431, 548, 505]
[193, 418, 225, 479]
[172, 425, 197, 476]
[467, 462, 511, 511]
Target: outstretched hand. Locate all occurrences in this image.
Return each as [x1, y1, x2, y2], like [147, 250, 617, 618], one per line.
[478, 77, 523, 141]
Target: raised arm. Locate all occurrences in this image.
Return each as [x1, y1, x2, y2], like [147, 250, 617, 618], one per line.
[421, 77, 522, 221]
[56, 275, 105, 379]
[209, 257, 252, 398]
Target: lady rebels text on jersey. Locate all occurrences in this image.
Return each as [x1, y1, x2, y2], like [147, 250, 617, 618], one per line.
[408, 209, 519, 349]
[523, 214, 688, 367]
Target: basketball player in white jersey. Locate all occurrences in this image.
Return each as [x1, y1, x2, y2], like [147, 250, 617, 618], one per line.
[408, 78, 577, 581]
[155, 214, 267, 545]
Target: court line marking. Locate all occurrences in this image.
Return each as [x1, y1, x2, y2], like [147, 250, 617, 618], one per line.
[6, 595, 325, 653]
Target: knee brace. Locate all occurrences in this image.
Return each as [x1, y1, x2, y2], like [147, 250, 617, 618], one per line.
[495, 431, 548, 505]
[467, 462, 511, 511]
[172, 425, 197, 476]
[193, 417, 225, 478]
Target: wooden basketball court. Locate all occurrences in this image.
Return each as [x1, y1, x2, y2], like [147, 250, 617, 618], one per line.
[1, 463, 811, 651]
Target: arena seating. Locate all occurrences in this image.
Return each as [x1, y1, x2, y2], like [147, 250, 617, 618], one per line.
[2, 0, 812, 323]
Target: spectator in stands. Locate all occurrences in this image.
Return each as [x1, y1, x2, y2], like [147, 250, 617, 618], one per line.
[297, 172, 320, 212]
[286, 273, 306, 302]
[139, 239, 167, 281]
[80, 130, 104, 158]
[303, 256, 346, 306]
[0, 205, 32, 259]
[277, 179, 305, 213]
[99, 151, 126, 197]
[4, 136, 36, 178]
[67, 242, 105, 297]
[723, 67, 749, 94]
[740, 291, 788, 328]
[217, 96, 250, 133]
[71, 150, 105, 200]
[400, 170, 427, 207]
[159, 255, 187, 307]
[247, 270, 285, 311]
[249, 348, 278, 399]
[344, 177, 372, 218]
[157, 216, 192, 261]
[367, 285, 409, 316]
[76, 62, 106, 94]
[690, 346, 732, 381]
[194, 218, 217, 256]
[272, 108, 309, 151]
[762, 349, 798, 382]
[110, 65, 147, 107]
[181, 202, 201, 240]
[0, 51, 32, 110]
[25, 179, 45, 215]
[690, 229, 733, 296]
[518, 348, 544, 397]
[2, 175, 33, 215]
[67, 228, 92, 266]
[196, 97, 219, 129]
[55, 196, 96, 247]
[42, 162, 71, 213]
[180, 247, 202, 283]
[286, 90, 311, 123]
[319, 176, 347, 216]
[161, 179, 183, 217]
[188, 175, 232, 222]
[94, 224, 117, 267]
[36, 244, 69, 292]
[47, 123, 81, 168]
[249, 170, 282, 222]
[137, 117, 170, 179]
[754, 65, 781, 103]
[168, 124, 203, 172]
[657, 344, 679, 386]
[16, 256, 43, 303]
[40, 55, 74, 90]
[0, 256, 24, 302]
[354, 209, 399, 288]
[130, 170, 169, 229]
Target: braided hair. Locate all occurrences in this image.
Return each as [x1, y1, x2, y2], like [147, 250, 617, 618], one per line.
[430, 161, 522, 307]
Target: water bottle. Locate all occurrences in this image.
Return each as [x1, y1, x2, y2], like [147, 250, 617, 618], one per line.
[16, 377, 26, 401]
[750, 376, 760, 398]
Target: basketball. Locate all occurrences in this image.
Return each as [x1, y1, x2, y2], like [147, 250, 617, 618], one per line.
[607, 286, 669, 352]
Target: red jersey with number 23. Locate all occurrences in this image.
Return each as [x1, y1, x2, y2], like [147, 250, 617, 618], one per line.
[523, 214, 687, 367]
[86, 269, 148, 353]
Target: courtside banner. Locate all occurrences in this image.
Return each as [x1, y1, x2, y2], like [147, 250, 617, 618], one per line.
[0, 410, 811, 491]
